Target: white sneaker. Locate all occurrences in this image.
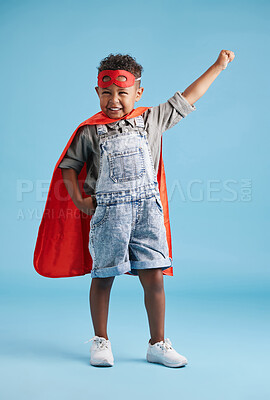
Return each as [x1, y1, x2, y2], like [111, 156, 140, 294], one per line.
[84, 336, 114, 367]
[147, 338, 188, 368]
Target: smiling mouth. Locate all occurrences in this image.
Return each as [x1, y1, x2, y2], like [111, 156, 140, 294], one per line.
[107, 107, 123, 112]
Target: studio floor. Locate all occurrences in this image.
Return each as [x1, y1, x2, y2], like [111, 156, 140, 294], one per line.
[1, 276, 269, 400]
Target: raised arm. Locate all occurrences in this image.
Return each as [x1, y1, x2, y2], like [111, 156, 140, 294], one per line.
[181, 50, 235, 106]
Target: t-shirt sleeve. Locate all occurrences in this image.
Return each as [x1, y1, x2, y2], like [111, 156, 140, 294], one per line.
[58, 125, 93, 174]
[144, 91, 196, 134]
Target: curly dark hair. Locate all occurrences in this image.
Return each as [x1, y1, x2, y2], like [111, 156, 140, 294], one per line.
[97, 53, 143, 86]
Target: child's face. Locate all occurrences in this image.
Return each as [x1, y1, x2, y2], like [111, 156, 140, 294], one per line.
[95, 78, 144, 119]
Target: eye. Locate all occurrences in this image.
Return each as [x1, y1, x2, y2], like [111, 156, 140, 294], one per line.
[119, 92, 128, 95]
[116, 75, 127, 82]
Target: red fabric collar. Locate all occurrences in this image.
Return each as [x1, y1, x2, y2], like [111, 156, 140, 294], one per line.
[81, 107, 150, 126]
[33, 107, 173, 278]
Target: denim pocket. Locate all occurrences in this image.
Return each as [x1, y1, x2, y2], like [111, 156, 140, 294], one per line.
[108, 147, 145, 183]
[90, 205, 109, 228]
[154, 195, 164, 215]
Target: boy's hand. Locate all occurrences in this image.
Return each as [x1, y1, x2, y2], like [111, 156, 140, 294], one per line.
[181, 49, 235, 105]
[214, 50, 235, 70]
[76, 196, 97, 216]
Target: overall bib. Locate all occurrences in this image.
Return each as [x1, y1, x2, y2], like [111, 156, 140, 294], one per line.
[89, 115, 172, 278]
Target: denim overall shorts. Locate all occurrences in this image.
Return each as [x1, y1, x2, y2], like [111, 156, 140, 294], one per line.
[89, 115, 172, 278]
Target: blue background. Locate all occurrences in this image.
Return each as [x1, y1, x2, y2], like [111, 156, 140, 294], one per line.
[1, 0, 269, 399]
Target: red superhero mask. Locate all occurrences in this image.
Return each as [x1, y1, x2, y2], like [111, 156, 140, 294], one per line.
[97, 69, 141, 88]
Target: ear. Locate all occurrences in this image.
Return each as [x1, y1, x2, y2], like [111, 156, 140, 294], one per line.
[95, 86, 100, 97]
[135, 87, 144, 102]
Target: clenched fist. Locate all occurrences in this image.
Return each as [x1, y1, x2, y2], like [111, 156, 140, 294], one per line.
[215, 50, 235, 70]
[77, 196, 97, 216]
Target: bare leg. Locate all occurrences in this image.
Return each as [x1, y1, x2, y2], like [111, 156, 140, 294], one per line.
[89, 276, 115, 340]
[137, 268, 165, 345]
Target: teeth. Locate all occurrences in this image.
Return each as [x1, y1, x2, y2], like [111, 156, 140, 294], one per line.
[110, 108, 121, 110]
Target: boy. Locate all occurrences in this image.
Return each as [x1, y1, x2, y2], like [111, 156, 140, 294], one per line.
[34, 50, 235, 368]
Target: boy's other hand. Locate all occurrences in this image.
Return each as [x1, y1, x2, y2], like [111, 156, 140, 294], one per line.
[77, 196, 97, 216]
[214, 50, 235, 70]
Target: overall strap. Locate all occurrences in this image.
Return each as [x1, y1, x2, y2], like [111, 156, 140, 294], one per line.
[134, 115, 145, 128]
[96, 124, 108, 135]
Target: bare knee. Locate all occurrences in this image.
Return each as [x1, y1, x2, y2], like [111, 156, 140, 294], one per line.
[138, 268, 164, 292]
[91, 276, 115, 290]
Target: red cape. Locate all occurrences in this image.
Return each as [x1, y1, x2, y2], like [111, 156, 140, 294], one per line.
[33, 107, 173, 277]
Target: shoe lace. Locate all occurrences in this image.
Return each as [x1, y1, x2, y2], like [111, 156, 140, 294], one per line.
[157, 338, 173, 352]
[83, 336, 109, 349]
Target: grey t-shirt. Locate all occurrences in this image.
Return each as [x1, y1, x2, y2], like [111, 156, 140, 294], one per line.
[58, 91, 196, 195]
